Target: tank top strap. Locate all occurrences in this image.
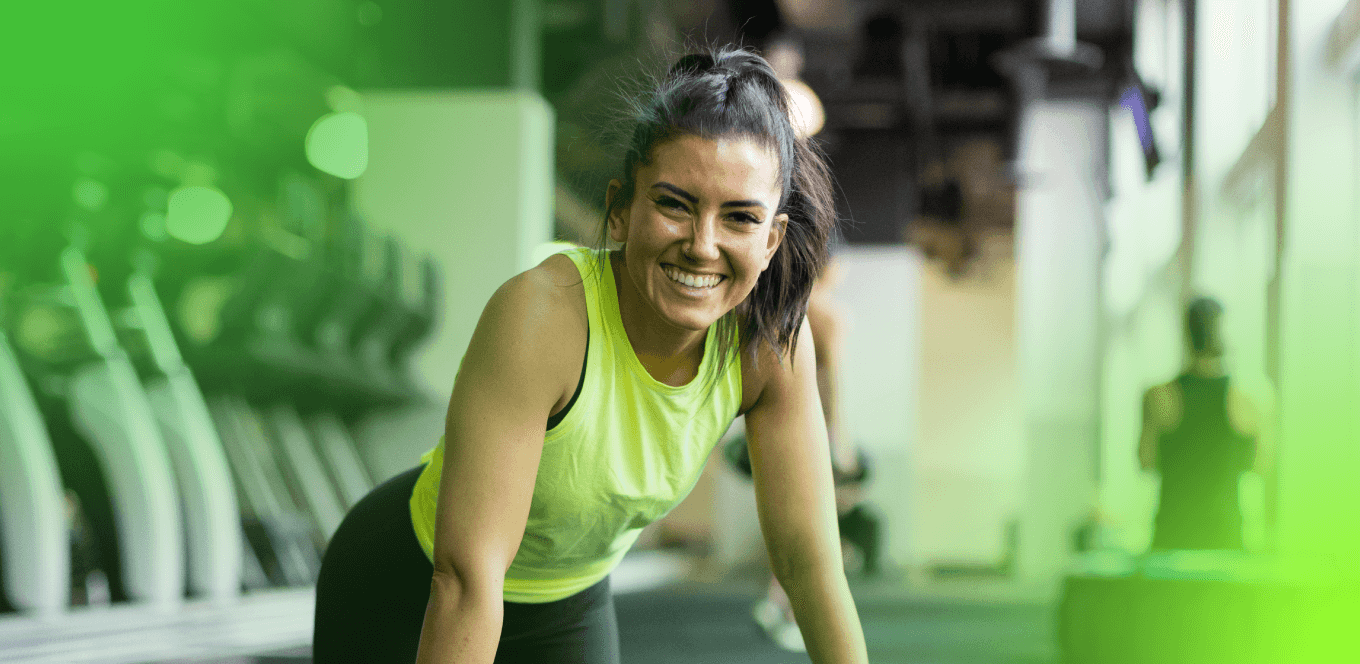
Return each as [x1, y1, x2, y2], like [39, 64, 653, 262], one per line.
[561, 247, 607, 333]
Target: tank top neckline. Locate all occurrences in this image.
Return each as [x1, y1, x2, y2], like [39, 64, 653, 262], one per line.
[598, 250, 722, 395]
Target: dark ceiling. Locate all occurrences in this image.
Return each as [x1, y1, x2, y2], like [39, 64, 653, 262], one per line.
[543, 0, 1137, 244]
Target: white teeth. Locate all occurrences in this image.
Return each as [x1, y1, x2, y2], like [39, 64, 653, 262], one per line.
[664, 266, 722, 289]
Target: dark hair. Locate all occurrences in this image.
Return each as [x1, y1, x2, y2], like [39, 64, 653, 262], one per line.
[598, 46, 837, 372]
[1186, 296, 1224, 355]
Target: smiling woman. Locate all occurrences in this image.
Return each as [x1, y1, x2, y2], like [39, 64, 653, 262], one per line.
[607, 135, 788, 370]
[601, 50, 838, 382]
[312, 46, 866, 664]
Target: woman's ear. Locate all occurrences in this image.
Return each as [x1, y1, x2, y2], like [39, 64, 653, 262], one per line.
[763, 212, 789, 267]
[606, 179, 629, 244]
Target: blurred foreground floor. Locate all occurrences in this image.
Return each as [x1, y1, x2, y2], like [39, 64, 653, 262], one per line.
[614, 576, 1056, 664]
[180, 578, 1054, 664]
[174, 595, 1055, 664]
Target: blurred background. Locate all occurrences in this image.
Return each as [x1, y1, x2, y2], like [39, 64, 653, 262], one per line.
[1, 0, 1358, 662]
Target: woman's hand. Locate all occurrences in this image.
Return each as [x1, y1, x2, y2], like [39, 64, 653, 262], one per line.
[744, 317, 870, 664]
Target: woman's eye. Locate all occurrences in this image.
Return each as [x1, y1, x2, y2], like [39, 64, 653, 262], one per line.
[729, 212, 759, 224]
[656, 196, 687, 211]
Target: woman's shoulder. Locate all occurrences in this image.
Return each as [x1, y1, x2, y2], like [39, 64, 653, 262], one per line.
[499, 253, 588, 317]
[533, 251, 591, 292]
[480, 254, 588, 355]
[462, 254, 589, 406]
[738, 316, 814, 415]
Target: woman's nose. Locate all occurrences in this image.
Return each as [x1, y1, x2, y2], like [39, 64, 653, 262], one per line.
[683, 215, 721, 263]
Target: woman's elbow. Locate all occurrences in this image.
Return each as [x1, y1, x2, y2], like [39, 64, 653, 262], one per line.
[768, 538, 839, 586]
[429, 556, 504, 603]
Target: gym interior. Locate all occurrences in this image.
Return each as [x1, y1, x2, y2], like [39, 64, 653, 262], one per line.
[3, 0, 1359, 662]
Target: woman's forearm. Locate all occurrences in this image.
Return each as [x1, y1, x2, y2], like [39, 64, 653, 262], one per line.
[415, 570, 504, 664]
[778, 562, 869, 664]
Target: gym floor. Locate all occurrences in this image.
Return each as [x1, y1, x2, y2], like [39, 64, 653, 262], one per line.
[195, 574, 1056, 664]
[615, 581, 1056, 664]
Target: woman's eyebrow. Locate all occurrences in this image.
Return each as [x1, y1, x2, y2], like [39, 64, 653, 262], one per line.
[651, 182, 768, 210]
[651, 182, 698, 203]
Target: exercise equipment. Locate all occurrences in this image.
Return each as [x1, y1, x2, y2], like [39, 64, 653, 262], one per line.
[125, 269, 242, 601]
[3, 283, 128, 607]
[0, 330, 69, 615]
[263, 403, 346, 540]
[307, 410, 373, 508]
[208, 393, 319, 587]
[62, 247, 186, 606]
[1, 147, 439, 620]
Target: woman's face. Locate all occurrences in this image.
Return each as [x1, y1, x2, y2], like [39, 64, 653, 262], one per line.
[608, 134, 787, 336]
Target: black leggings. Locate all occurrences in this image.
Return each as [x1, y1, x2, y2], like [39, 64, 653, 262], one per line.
[313, 466, 620, 663]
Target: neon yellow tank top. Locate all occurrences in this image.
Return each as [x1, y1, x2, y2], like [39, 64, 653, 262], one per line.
[409, 247, 742, 603]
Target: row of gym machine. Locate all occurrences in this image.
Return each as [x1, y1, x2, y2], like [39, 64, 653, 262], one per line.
[0, 161, 440, 617]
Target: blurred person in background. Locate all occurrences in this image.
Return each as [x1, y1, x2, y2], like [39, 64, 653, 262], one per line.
[312, 47, 869, 664]
[728, 255, 882, 652]
[1139, 297, 1273, 551]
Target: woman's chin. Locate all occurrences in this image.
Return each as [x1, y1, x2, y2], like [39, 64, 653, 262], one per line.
[653, 300, 724, 333]
[663, 311, 720, 333]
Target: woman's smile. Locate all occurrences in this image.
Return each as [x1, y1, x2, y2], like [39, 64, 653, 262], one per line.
[661, 264, 726, 292]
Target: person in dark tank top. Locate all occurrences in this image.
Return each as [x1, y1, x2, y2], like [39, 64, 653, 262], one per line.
[1137, 297, 1274, 551]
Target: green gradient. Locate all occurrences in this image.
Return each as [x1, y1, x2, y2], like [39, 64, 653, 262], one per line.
[1, 1, 1355, 661]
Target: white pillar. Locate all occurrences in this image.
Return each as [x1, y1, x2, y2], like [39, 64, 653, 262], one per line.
[1014, 100, 1106, 583]
[832, 246, 921, 570]
[914, 250, 1022, 568]
[1094, 0, 1190, 552]
[354, 91, 555, 401]
[1277, 0, 1360, 573]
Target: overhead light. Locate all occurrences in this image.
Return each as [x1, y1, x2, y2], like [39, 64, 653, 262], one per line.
[166, 186, 232, 245]
[781, 78, 825, 138]
[306, 111, 369, 179]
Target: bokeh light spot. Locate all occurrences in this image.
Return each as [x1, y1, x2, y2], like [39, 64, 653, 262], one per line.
[357, 1, 383, 27]
[151, 150, 185, 179]
[306, 111, 369, 179]
[73, 178, 109, 210]
[140, 211, 168, 241]
[166, 186, 232, 244]
[781, 79, 825, 138]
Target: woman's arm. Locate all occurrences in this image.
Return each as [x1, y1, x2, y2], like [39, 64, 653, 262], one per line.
[416, 265, 584, 663]
[806, 292, 852, 471]
[745, 317, 869, 664]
